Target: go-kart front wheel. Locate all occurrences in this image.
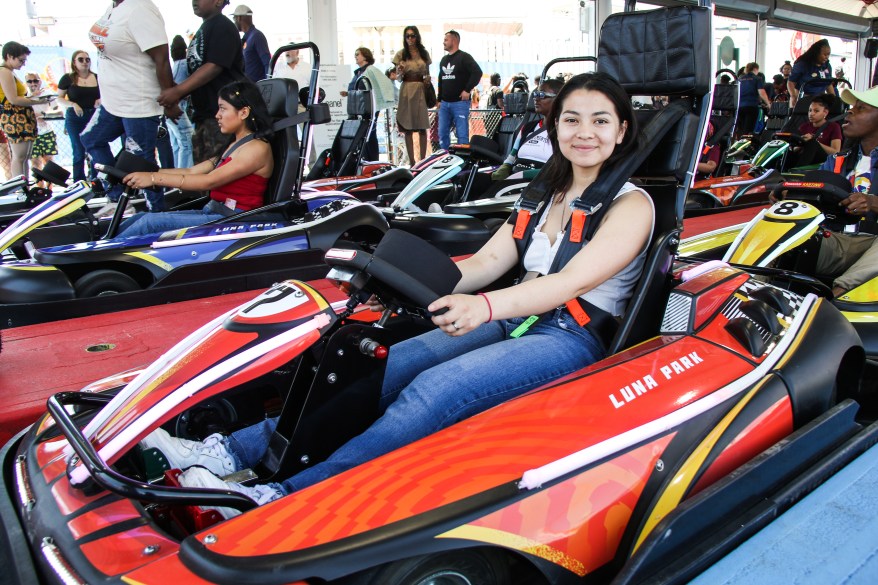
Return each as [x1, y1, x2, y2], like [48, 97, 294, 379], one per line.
[366, 549, 510, 585]
[74, 269, 140, 297]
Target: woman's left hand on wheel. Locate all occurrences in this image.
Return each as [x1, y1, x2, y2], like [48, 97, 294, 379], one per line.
[429, 294, 490, 336]
[123, 172, 152, 190]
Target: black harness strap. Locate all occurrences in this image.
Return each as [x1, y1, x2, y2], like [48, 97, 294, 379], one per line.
[507, 100, 690, 350]
[271, 111, 312, 132]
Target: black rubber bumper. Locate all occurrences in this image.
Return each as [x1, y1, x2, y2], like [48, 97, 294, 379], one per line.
[0, 264, 74, 303]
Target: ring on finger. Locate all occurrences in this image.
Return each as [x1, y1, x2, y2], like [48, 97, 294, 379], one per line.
[452, 322, 460, 330]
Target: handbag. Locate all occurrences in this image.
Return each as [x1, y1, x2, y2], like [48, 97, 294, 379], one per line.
[423, 81, 437, 108]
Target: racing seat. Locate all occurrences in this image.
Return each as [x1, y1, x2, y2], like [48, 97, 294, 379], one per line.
[492, 91, 529, 157]
[257, 77, 304, 203]
[305, 83, 375, 181]
[709, 81, 738, 175]
[596, 3, 711, 353]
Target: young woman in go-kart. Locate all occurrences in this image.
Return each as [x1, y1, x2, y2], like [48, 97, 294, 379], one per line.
[142, 72, 655, 516]
[115, 81, 274, 238]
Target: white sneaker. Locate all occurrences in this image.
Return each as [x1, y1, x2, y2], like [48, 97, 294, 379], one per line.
[140, 428, 237, 476]
[93, 201, 118, 218]
[178, 466, 282, 519]
[94, 200, 134, 218]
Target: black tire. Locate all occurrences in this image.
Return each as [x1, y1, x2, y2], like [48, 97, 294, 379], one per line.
[74, 270, 140, 297]
[368, 549, 510, 585]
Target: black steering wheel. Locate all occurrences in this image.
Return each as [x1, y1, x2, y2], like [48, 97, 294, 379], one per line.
[771, 131, 805, 147]
[325, 229, 461, 317]
[772, 169, 860, 225]
[94, 163, 129, 184]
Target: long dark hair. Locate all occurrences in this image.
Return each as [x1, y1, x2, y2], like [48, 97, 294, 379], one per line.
[400, 26, 430, 64]
[796, 39, 830, 66]
[170, 36, 187, 62]
[68, 50, 94, 86]
[218, 81, 274, 143]
[541, 72, 640, 198]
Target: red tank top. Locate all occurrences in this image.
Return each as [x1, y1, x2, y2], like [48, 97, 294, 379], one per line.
[209, 158, 269, 211]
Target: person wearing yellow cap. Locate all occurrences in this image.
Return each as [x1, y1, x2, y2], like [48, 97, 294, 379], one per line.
[232, 4, 270, 82]
[814, 86, 878, 297]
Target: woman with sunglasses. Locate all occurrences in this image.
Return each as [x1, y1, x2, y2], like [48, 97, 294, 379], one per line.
[392, 26, 432, 164]
[57, 50, 100, 182]
[115, 81, 273, 238]
[0, 41, 42, 178]
[492, 78, 563, 181]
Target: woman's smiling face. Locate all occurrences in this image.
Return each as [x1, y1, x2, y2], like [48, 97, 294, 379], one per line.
[555, 88, 627, 173]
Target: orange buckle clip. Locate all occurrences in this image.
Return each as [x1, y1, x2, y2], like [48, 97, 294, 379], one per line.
[513, 209, 531, 240]
[565, 299, 590, 326]
[570, 209, 587, 243]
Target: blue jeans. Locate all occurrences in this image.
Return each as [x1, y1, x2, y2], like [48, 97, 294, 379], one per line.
[438, 100, 471, 150]
[225, 310, 604, 494]
[116, 206, 226, 238]
[80, 107, 165, 211]
[167, 111, 194, 169]
[64, 107, 96, 182]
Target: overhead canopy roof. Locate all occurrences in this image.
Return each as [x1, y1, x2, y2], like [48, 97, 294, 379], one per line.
[647, 0, 877, 37]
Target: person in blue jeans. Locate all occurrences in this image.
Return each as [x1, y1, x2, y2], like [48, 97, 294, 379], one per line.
[142, 72, 655, 518]
[82, 0, 181, 212]
[56, 50, 100, 182]
[437, 30, 482, 150]
[167, 36, 194, 169]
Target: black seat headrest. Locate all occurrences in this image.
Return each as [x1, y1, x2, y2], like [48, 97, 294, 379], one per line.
[504, 92, 528, 116]
[258, 77, 299, 119]
[712, 84, 738, 111]
[598, 5, 711, 98]
[347, 89, 373, 118]
[32, 160, 70, 186]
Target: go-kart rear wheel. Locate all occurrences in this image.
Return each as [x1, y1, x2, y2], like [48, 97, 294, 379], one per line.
[367, 549, 510, 585]
[74, 269, 140, 297]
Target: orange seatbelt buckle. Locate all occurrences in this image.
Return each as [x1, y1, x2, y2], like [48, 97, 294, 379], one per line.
[565, 299, 590, 326]
[570, 209, 587, 243]
[513, 209, 531, 240]
[833, 155, 845, 174]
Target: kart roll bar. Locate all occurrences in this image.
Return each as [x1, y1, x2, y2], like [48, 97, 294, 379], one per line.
[269, 41, 322, 198]
[47, 392, 258, 512]
[538, 56, 596, 84]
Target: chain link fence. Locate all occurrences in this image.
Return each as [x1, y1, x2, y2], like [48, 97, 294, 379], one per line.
[379, 107, 505, 166]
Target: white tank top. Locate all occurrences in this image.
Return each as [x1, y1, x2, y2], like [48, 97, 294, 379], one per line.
[521, 182, 654, 317]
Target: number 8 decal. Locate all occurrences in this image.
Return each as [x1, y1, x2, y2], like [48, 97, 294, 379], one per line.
[773, 201, 799, 215]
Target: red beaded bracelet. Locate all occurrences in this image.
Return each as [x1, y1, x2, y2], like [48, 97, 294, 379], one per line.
[478, 292, 492, 323]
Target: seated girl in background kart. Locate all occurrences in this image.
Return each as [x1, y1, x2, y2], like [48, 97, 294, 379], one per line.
[790, 93, 842, 168]
[116, 81, 274, 238]
[142, 72, 656, 516]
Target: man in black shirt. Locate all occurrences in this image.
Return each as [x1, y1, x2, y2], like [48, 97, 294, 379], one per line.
[437, 30, 482, 151]
[158, 0, 244, 163]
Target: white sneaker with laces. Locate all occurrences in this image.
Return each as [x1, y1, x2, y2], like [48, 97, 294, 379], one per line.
[93, 201, 118, 218]
[178, 466, 282, 519]
[140, 428, 238, 476]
